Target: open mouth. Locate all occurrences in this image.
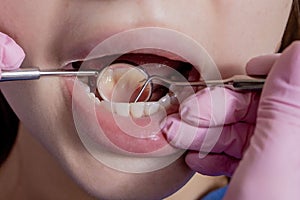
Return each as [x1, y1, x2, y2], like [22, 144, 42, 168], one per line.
[64, 49, 200, 155]
[70, 51, 201, 118]
[61, 27, 223, 172]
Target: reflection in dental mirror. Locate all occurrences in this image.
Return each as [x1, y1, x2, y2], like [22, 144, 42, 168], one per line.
[97, 63, 152, 103]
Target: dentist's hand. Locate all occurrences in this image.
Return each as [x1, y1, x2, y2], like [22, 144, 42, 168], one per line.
[0, 32, 25, 78]
[223, 41, 300, 199]
[161, 52, 279, 177]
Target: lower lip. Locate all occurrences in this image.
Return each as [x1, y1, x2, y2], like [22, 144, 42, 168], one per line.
[64, 78, 180, 156]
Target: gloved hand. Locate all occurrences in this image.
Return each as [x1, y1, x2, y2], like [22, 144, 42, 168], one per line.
[0, 32, 25, 78]
[161, 51, 279, 176]
[223, 42, 300, 199]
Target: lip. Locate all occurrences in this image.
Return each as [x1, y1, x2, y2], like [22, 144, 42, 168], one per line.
[61, 27, 220, 157]
[65, 77, 181, 156]
[61, 28, 197, 67]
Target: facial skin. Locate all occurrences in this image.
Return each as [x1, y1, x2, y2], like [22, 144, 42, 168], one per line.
[0, 0, 292, 199]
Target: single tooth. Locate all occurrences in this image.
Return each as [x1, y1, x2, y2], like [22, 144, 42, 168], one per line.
[144, 102, 160, 116]
[79, 77, 90, 85]
[130, 102, 145, 118]
[82, 82, 90, 93]
[169, 94, 179, 105]
[97, 68, 115, 101]
[95, 97, 101, 105]
[85, 86, 91, 93]
[88, 93, 96, 101]
[159, 94, 171, 108]
[77, 79, 91, 93]
[114, 103, 130, 117]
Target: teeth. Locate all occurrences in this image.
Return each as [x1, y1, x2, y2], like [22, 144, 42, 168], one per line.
[96, 100, 170, 118]
[113, 103, 130, 117]
[77, 80, 91, 93]
[88, 92, 96, 101]
[144, 102, 160, 116]
[95, 97, 101, 105]
[84, 85, 91, 93]
[130, 102, 145, 118]
[158, 94, 171, 108]
[96, 64, 151, 102]
[97, 68, 115, 101]
[84, 79, 174, 118]
[89, 94, 174, 117]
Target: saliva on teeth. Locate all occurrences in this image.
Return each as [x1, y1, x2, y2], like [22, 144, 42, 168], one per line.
[79, 63, 177, 118]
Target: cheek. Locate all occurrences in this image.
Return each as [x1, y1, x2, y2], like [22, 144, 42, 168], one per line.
[173, 1, 292, 77]
[0, 79, 69, 141]
[0, 0, 67, 66]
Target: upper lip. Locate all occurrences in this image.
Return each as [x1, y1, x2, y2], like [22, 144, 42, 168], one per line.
[60, 27, 203, 85]
[59, 27, 196, 67]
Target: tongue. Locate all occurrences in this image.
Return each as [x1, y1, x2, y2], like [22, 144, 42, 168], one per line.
[97, 63, 151, 103]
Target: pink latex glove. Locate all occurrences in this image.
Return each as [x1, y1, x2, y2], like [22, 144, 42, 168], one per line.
[223, 42, 300, 199]
[161, 51, 280, 177]
[0, 32, 25, 77]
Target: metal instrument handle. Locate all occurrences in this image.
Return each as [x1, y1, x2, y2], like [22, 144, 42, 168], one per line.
[0, 68, 41, 81]
[0, 68, 99, 82]
[134, 75, 266, 102]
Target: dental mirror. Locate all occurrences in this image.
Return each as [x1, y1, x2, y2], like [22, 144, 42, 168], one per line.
[96, 63, 152, 103]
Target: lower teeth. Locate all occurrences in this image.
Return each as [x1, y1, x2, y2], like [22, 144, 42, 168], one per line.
[84, 82, 176, 118]
[78, 62, 179, 117]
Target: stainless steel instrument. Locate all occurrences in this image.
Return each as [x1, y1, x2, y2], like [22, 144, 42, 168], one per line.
[0, 67, 265, 103]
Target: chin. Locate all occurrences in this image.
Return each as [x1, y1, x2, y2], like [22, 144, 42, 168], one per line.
[59, 138, 194, 200]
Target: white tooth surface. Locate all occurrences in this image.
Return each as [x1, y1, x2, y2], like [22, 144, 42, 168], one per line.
[159, 94, 171, 108]
[84, 84, 91, 93]
[113, 103, 130, 117]
[144, 102, 160, 116]
[88, 93, 96, 101]
[78, 80, 91, 93]
[97, 68, 115, 102]
[80, 77, 90, 86]
[99, 100, 169, 117]
[95, 97, 101, 105]
[130, 102, 145, 118]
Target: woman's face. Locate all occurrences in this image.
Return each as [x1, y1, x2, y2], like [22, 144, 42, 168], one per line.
[0, 0, 292, 199]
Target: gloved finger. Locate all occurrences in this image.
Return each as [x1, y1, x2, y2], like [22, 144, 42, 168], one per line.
[246, 54, 280, 76]
[224, 42, 300, 200]
[178, 87, 260, 127]
[185, 152, 240, 177]
[162, 114, 255, 158]
[0, 32, 25, 71]
[259, 42, 300, 124]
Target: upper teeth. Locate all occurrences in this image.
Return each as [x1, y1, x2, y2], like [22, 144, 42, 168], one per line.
[79, 62, 178, 118]
[96, 63, 151, 102]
